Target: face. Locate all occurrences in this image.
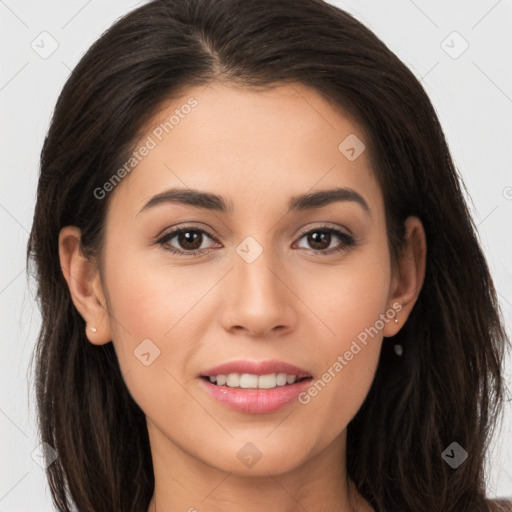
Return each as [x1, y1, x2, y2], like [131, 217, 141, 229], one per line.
[95, 82, 402, 477]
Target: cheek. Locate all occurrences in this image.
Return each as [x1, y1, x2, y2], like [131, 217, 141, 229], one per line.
[103, 241, 219, 345]
[100, 244, 216, 418]
[294, 247, 391, 438]
[297, 337, 382, 455]
[297, 242, 391, 342]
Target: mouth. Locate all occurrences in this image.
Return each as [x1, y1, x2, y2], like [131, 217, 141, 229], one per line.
[198, 360, 314, 414]
[201, 373, 312, 389]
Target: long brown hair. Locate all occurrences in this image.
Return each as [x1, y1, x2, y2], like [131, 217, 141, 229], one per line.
[27, 0, 510, 510]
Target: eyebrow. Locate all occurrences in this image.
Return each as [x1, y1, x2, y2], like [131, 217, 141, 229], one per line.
[138, 186, 370, 216]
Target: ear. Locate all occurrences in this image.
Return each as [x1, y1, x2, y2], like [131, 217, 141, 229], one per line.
[383, 216, 426, 337]
[58, 226, 112, 345]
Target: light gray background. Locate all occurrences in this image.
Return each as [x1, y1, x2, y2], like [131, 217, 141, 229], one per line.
[1, 0, 511, 509]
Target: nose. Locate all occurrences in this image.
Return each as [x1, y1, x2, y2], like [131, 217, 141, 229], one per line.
[220, 241, 298, 338]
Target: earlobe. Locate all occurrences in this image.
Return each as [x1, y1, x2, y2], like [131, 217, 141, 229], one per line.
[58, 226, 112, 345]
[383, 216, 426, 337]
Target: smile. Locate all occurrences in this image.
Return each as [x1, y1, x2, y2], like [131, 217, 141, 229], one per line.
[204, 372, 309, 389]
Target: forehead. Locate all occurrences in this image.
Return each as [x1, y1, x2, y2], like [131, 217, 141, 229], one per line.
[110, 81, 383, 218]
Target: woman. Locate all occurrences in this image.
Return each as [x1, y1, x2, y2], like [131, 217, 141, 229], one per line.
[27, 0, 511, 510]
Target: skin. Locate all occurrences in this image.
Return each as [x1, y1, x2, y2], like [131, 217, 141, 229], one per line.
[59, 82, 426, 512]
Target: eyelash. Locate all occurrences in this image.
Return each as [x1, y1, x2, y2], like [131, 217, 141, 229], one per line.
[156, 224, 357, 257]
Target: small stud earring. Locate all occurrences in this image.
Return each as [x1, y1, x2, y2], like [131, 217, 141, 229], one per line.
[394, 317, 399, 324]
[90, 326, 97, 333]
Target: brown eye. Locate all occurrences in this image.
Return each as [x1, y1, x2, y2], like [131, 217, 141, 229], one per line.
[305, 231, 332, 250]
[295, 226, 355, 254]
[175, 230, 204, 251]
[157, 227, 218, 255]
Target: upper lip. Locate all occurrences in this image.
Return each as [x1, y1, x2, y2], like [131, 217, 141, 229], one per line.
[200, 359, 312, 378]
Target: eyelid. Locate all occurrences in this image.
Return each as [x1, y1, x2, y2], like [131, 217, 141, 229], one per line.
[294, 222, 353, 238]
[153, 221, 217, 240]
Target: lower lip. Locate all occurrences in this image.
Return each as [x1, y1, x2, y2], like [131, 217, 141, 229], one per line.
[199, 377, 313, 414]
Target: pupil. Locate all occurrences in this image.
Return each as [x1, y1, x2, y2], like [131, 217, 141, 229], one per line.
[309, 231, 330, 250]
[179, 231, 201, 250]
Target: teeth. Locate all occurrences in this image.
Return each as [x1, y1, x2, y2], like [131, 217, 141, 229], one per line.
[276, 373, 287, 386]
[286, 374, 296, 384]
[240, 373, 259, 388]
[207, 372, 301, 389]
[258, 373, 278, 389]
[226, 374, 239, 387]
